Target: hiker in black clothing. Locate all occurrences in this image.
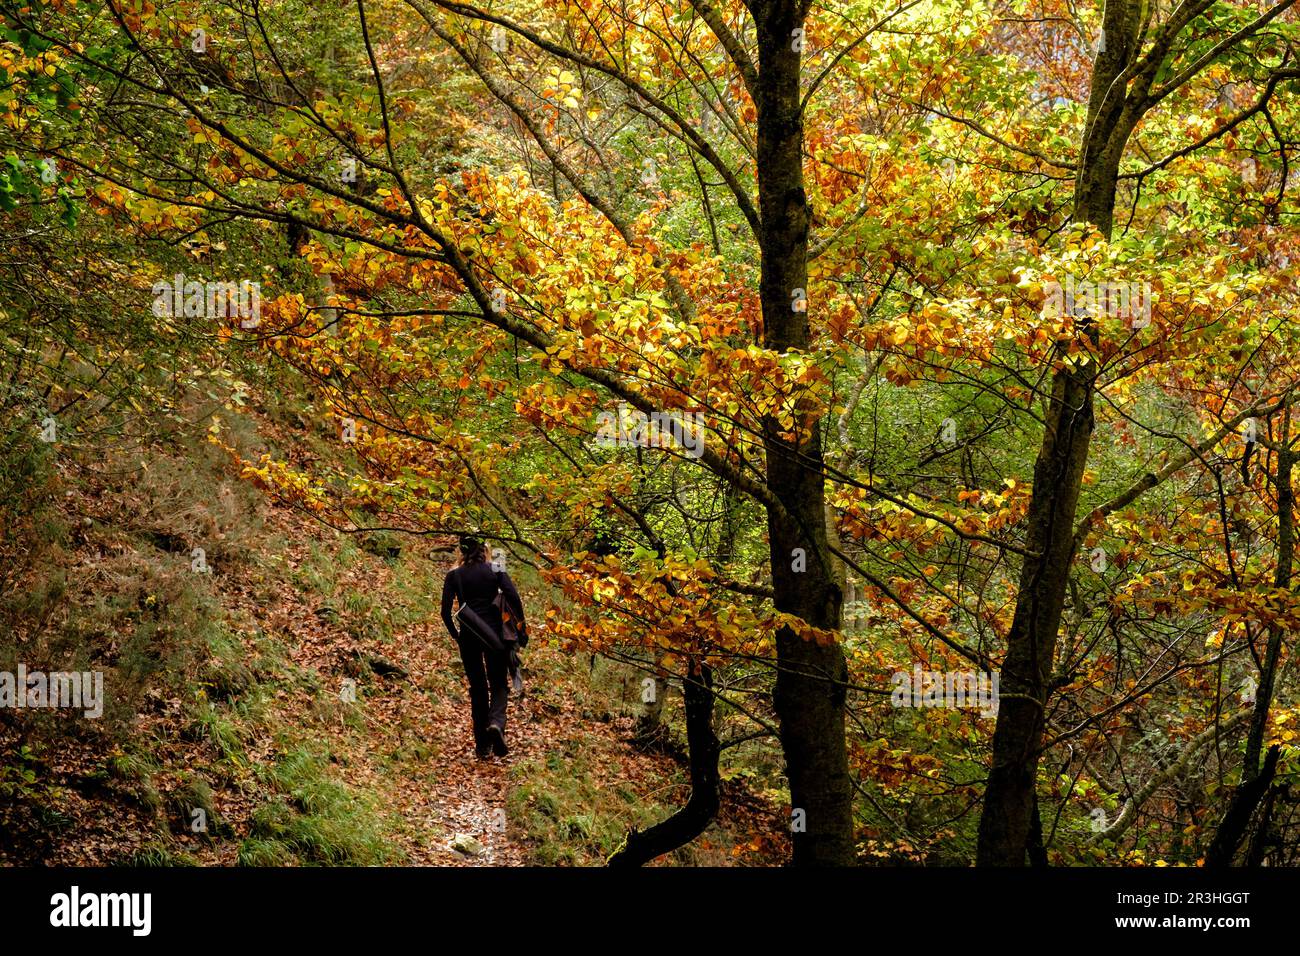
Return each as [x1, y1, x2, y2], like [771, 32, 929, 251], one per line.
[441, 536, 527, 759]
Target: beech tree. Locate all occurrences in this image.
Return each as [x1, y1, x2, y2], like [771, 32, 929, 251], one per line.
[977, 0, 1300, 866]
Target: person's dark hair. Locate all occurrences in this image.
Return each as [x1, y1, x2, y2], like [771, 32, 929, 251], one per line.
[459, 535, 487, 565]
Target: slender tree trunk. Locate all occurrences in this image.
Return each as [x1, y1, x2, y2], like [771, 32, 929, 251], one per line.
[1206, 745, 1281, 868]
[609, 663, 720, 866]
[977, 362, 1095, 864]
[1243, 781, 1281, 867]
[753, 0, 854, 866]
[1207, 436, 1293, 867]
[1247, 438, 1293, 777]
[976, 0, 1140, 865]
[634, 675, 669, 746]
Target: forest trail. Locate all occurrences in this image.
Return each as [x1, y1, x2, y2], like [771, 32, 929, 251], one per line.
[226, 504, 664, 866]
[370, 622, 525, 866]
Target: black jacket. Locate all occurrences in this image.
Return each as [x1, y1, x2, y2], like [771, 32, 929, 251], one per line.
[441, 561, 526, 644]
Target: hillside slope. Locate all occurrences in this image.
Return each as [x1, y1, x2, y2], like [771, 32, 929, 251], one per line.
[0, 396, 782, 866]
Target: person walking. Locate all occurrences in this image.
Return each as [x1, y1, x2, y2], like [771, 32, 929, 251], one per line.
[440, 535, 527, 759]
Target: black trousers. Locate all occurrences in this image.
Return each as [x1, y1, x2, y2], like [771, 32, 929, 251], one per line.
[456, 634, 509, 747]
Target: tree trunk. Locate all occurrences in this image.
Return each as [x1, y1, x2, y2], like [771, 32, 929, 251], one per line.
[608, 663, 720, 866]
[976, 0, 1140, 865]
[753, 0, 855, 866]
[1246, 438, 1293, 778]
[1243, 782, 1281, 868]
[1207, 435, 1293, 867]
[976, 361, 1095, 864]
[634, 675, 670, 747]
[1206, 745, 1281, 868]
